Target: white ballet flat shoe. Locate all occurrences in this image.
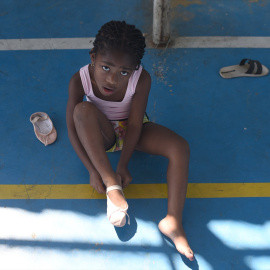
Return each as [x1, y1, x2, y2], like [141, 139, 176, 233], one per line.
[106, 185, 130, 227]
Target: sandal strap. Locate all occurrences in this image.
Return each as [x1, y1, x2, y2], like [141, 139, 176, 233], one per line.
[254, 60, 263, 74]
[240, 59, 263, 75]
[239, 58, 250, 66]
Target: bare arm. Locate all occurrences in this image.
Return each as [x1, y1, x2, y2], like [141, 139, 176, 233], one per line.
[66, 72, 97, 174]
[117, 69, 151, 183]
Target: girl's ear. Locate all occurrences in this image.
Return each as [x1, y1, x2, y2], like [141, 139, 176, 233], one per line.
[90, 53, 95, 64]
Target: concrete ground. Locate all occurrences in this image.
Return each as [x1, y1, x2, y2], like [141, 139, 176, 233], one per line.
[0, 0, 270, 269]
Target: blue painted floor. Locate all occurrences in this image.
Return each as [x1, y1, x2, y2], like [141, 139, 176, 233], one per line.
[1, 1, 270, 269]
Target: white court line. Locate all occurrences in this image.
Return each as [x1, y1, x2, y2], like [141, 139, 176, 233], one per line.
[1, 36, 270, 50]
[171, 36, 270, 48]
[0, 38, 95, 51]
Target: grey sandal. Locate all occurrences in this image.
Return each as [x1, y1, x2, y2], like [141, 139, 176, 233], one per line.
[220, 59, 269, 79]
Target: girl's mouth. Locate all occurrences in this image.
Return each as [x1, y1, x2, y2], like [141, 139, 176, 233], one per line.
[103, 87, 114, 94]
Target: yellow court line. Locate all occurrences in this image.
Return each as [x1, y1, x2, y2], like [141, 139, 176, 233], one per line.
[0, 183, 270, 199]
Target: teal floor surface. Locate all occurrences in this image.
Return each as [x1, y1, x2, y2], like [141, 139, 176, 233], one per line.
[0, 1, 270, 269]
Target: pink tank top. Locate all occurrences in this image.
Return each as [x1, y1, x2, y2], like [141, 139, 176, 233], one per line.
[80, 64, 143, 120]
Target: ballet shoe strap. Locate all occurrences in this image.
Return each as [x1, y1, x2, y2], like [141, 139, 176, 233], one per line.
[106, 185, 123, 195]
[31, 114, 48, 124]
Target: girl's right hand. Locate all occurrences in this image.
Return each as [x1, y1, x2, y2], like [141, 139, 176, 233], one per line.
[116, 166, 132, 188]
[89, 171, 106, 194]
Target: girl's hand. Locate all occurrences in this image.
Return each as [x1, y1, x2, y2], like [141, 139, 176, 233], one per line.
[116, 166, 132, 188]
[89, 171, 106, 194]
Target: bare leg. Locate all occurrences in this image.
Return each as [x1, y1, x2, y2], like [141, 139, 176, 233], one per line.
[73, 101, 127, 208]
[136, 123, 194, 261]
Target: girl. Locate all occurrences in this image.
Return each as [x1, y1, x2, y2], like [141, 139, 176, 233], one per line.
[66, 21, 194, 261]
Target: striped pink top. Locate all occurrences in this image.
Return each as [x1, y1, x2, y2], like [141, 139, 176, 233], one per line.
[80, 64, 143, 120]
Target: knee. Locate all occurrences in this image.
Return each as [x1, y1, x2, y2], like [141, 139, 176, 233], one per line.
[73, 101, 95, 123]
[168, 136, 190, 160]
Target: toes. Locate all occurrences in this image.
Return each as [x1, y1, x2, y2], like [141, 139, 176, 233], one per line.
[177, 246, 194, 261]
[185, 249, 194, 261]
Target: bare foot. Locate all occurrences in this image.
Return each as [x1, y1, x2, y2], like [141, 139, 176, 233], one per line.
[158, 215, 194, 261]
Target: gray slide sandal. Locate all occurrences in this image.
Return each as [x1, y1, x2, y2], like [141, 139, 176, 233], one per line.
[220, 59, 269, 79]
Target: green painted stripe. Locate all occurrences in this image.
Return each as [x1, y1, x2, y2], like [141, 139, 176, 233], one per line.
[0, 183, 270, 199]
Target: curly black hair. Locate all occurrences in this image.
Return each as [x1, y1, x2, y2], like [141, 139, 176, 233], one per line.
[90, 21, 146, 69]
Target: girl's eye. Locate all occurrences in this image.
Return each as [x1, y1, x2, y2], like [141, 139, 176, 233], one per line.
[102, 66, 110, 71]
[121, 71, 128, 76]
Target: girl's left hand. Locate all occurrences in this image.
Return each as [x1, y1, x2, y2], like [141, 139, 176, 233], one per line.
[116, 166, 132, 188]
